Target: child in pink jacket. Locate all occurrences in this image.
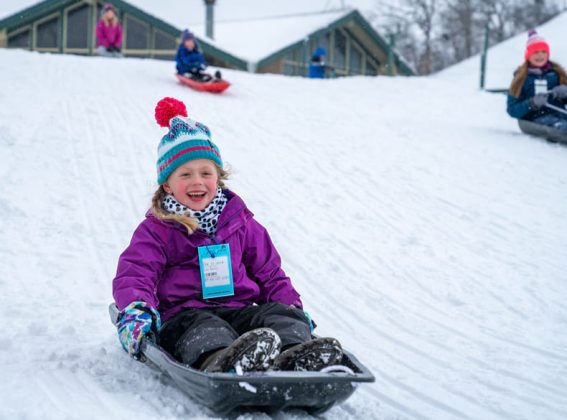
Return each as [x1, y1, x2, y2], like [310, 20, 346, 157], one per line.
[96, 3, 123, 58]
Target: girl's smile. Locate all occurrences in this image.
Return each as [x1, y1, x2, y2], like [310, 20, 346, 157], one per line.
[528, 50, 548, 67]
[163, 159, 219, 211]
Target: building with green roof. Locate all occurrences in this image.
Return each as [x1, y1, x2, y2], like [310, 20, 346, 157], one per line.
[0, 0, 412, 77]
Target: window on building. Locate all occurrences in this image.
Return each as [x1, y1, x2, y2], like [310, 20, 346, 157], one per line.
[66, 5, 89, 49]
[309, 34, 328, 63]
[365, 59, 378, 76]
[8, 30, 31, 49]
[154, 30, 177, 50]
[283, 62, 294, 76]
[295, 45, 307, 75]
[36, 16, 60, 49]
[125, 15, 149, 50]
[324, 33, 331, 54]
[350, 44, 363, 75]
[333, 30, 346, 71]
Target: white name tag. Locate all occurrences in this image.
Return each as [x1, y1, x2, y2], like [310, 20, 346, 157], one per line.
[534, 79, 548, 95]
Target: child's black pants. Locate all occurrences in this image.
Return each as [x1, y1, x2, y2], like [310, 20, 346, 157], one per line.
[158, 302, 312, 366]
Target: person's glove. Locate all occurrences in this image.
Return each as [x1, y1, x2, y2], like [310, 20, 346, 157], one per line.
[290, 304, 317, 333]
[551, 84, 567, 100]
[303, 311, 317, 333]
[116, 301, 161, 358]
[530, 93, 548, 109]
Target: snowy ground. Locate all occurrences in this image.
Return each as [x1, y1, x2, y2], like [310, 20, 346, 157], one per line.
[1, 49, 566, 420]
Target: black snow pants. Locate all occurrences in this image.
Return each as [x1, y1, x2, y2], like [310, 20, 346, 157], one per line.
[158, 302, 312, 366]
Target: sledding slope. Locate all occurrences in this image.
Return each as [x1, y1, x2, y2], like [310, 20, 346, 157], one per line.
[0, 49, 566, 420]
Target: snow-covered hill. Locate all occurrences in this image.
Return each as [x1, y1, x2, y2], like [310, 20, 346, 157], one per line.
[1, 49, 566, 420]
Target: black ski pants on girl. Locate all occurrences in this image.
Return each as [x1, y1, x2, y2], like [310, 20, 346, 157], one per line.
[158, 302, 312, 366]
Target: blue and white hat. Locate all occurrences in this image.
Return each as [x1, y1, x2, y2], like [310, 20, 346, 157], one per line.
[154, 97, 222, 185]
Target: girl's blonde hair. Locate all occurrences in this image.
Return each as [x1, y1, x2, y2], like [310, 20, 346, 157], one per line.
[150, 164, 231, 235]
[102, 8, 119, 27]
[509, 61, 567, 98]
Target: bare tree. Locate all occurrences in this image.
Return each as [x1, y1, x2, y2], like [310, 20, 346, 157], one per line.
[409, 0, 438, 74]
[369, 0, 565, 75]
[440, 0, 484, 62]
[370, 0, 439, 74]
[479, 0, 511, 43]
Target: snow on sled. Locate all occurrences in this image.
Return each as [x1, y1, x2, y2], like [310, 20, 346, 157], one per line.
[518, 119, 567, 145]
[109, 304, 374, 415]
[176, 74, 231, 93]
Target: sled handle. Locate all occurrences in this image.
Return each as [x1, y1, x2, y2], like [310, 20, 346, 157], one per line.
[544, 102, 567, 117]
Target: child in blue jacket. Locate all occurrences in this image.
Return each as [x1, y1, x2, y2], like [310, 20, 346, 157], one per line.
[309, 47, 330, 79]
[176, 29, 220, 82]
[507, 30, 567, 131]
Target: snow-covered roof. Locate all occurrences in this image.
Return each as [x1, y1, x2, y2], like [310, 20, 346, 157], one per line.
[120, 1, 352, 63]
[190, 10, 352, 63]
[437, 12, 567, 90]
[0, 0, 38, 19]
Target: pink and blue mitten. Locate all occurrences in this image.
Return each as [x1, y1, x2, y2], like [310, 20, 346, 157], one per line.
[116, 301, 161, 358]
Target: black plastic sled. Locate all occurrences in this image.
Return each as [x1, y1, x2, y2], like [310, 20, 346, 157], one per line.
[109, 304, 375, 415]
[518, 119, 567, 145]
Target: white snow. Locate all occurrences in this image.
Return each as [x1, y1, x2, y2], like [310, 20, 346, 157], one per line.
[0, 0, 41, 20]
[437, 12, 567, 90]
[1, 48, 567, 420]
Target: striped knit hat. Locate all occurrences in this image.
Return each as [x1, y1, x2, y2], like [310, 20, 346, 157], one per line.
[525, 29, 550, 61]
[154, 97, 222, 185]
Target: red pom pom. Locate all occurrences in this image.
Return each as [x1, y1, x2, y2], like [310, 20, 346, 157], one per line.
[155, 97, 188, 128]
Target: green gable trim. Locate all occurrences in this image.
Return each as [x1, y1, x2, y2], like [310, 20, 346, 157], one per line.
[350, 11, 413, 76]
[110, 0, 180, 35]
[199, 42, 248, 70]
[0, 0, 246, 70]
[256, 10, 413, 76]
[0, 0, 71, 31]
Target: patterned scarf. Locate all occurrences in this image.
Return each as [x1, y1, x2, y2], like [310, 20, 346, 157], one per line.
[528, 61, 553, 76]
[162, 188, 228, 236]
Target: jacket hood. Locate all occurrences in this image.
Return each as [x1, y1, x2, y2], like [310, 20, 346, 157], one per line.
[312, 47, 327, 59]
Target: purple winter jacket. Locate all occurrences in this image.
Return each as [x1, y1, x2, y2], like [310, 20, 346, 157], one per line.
[96, 20, 123, 48]
[113, 190, 302, 322]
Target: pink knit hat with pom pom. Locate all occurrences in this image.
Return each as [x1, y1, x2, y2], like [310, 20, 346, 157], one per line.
[525, 29, 550, 61]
